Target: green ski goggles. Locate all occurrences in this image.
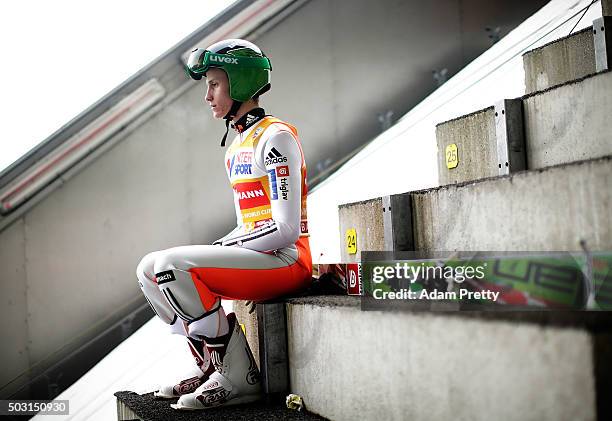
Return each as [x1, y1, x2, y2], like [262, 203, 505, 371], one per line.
[186, 48, 272, 80]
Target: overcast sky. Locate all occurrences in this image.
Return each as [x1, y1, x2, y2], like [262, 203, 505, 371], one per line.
[0, 0, 235, 173]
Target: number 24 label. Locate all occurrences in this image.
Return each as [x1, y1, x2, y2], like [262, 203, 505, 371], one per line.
[346, 229, 357, 255]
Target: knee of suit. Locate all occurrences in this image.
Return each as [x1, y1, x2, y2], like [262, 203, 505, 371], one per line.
[154, 267, 216, 322]
[152, 249, 183, 274]
[138, 278, 177, 325]
[136, 251, 177, 325]
[136, 250, 159, 279]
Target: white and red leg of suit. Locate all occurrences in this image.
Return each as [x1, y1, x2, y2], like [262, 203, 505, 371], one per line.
[136, 241, 311, 407]
[136, 242, 310, 325]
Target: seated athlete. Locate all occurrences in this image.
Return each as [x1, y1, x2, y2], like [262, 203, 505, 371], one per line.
[135, 38, 312, 410]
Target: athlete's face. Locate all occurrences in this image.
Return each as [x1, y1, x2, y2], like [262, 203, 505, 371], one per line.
[205, 68, 233, 119]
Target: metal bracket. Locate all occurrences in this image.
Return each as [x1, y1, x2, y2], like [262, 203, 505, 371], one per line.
[256, 303, 288, 397]
[494, 99, 526, 176]
[593, 17, 612, 72]
[382, 194, 414, 251]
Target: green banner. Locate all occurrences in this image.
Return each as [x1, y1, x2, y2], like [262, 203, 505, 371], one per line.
[361, 252, 612, 310]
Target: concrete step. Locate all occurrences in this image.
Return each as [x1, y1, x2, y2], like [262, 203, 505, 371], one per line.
[436, 104, 517, 186]
[286, 296, 612, 421]
[523, 69, 612, 169]
[522, 26, 596, 94]
[415, 155, 611, 252]
[522, 7, 612, 95]
[340, 155, 611, 259]
[436, 70, 612, 185]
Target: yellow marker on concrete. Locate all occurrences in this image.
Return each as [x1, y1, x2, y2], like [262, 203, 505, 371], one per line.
[346, 228, 357, 255]
[446, 143, 458, 169]
[240, 323, 246, 335]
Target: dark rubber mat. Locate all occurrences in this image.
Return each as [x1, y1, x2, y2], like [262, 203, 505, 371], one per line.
[115, 391, 328, 421]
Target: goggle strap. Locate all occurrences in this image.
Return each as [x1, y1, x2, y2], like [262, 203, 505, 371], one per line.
[190, 53, 271, 76]
[207, 53, 271, 69]
[220, 101, 243, 147]
[220, 119, 230, 147]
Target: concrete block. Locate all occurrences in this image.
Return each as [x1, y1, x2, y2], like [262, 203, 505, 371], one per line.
[412, 156, 612, 252]
[523, 70, 612, 169]
[338, 197, 384, 262]
[340, 157, 611, 255]
[235, 301, 289, 397]
[287, 298, 600, 421]
[523, 27, 595, 94]
[436, 107, 497, 185]
[256, 303, 289, 396]
[233, 300, 260, 368]
[436, 100, 526, 185]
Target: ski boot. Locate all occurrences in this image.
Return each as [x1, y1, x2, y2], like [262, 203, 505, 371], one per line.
[154, 336, 215, 398]
[171, 313, 262, 409]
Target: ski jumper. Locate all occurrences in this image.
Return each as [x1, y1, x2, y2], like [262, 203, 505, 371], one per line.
[137, 111, 312, 326]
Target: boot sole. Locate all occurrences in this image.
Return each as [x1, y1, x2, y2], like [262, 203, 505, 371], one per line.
[171, 393, 263, 410]
[153, 391, 178, 399]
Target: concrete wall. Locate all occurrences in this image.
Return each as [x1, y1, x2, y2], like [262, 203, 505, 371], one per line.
[436, 107, 496, 185]
[287, 299, 595, 421]
[0, 219, 29, 391]
[0, 86, 237, 392]
[524, 70, 612, 169]
[435, 30, 611, 187]
[412, 156, 611, 252]
[256, 0, 547, 177]
[523, 27, 595, 94]
[338, 198, 384, 262]
[338, 156, 611, 254]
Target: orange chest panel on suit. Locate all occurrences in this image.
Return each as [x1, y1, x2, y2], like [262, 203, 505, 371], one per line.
[224, 116, 309, 237]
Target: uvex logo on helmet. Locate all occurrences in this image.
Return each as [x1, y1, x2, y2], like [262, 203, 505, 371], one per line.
[210, 55, 239, 64]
